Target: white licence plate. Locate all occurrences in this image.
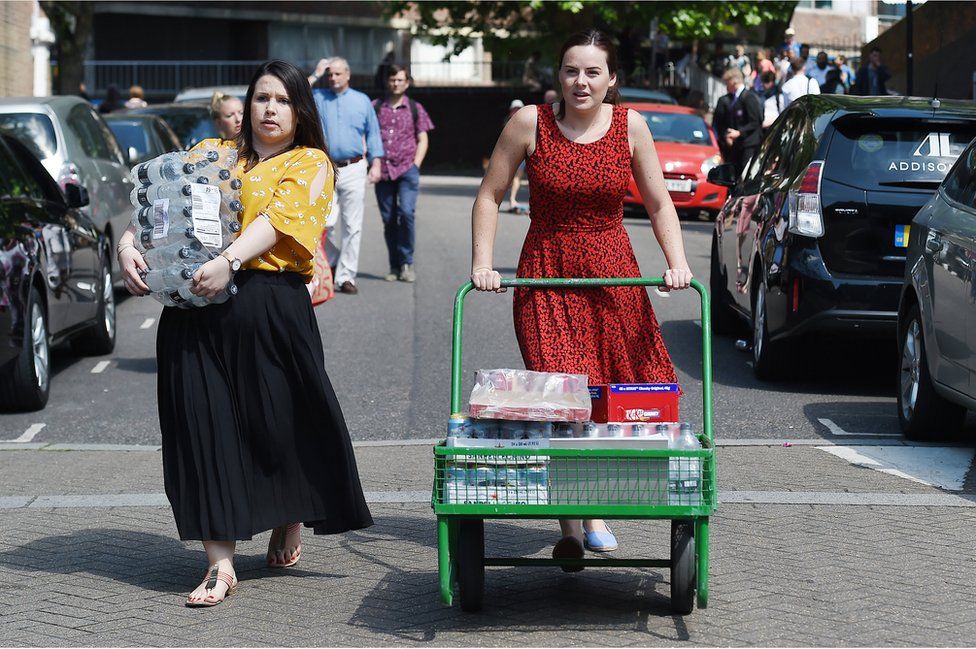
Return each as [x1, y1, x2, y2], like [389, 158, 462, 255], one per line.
[665, 179, 693, 193]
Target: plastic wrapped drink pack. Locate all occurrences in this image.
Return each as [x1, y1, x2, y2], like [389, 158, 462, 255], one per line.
[128, 147, 243, 308]
[468, 369, 592, 421]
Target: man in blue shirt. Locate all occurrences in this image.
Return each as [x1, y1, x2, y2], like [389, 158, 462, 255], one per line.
[309, 57, 385, 295]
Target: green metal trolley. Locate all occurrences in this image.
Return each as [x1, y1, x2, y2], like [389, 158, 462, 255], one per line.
[432, 277, 716, 614]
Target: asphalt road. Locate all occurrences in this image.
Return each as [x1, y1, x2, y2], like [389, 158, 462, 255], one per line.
[0, 175, 958, 446]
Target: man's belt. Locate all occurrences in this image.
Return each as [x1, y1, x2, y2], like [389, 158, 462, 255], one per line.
[334, 154, 365, 168]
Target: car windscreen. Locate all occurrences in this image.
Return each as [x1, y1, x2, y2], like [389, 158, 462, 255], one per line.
[641, 112, 710, 145]
[140, 109, 217, 149]
[107, 120, 152, 157]
[825, 119, 976, 188]
[0, 112, 58, 161]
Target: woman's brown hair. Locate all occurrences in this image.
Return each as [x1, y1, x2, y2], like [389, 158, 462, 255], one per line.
[237, 59, 334, 174]
[555, 29, 620, 121]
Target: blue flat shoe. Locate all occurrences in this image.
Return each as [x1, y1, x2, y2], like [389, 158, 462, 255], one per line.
[583, 526, 618, 552]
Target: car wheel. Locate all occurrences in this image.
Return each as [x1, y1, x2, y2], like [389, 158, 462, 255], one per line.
[72, 257, 116, 356]
[752, 280, 790, 380]
[709, 233, 741, 335]
[0, 286, 50, 411]
[897, 304, 966, 439]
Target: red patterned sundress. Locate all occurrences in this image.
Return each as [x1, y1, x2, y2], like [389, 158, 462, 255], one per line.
[514, 103, 678, 386]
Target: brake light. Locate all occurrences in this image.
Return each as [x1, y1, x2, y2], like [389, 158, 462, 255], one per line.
[792, 278, 801, 313]
[789, 161, 824, 237]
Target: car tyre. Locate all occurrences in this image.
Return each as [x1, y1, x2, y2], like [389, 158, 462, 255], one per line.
[897, 304, 966, 439]
[72, 257, 116, 356]
[752, 280, 791, 380]
[0, 286, 50, 411]
[709, 233, 741, 335]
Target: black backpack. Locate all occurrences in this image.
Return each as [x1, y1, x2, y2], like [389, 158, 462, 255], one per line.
[373, 97, 418, 135]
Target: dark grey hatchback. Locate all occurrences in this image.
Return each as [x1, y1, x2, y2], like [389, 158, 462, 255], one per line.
[898, 140, 976, 437]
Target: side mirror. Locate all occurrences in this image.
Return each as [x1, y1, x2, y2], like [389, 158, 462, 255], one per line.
[707, 163, 738, 188]
[127, 146, 140, 165]
[64, 183, 90, 209]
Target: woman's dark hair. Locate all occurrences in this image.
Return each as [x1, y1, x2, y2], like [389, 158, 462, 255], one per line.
[555, 29, 619, 120]
[237, 59, 334, 173]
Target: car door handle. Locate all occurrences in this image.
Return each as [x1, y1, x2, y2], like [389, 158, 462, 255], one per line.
[925, 232, 943, 254]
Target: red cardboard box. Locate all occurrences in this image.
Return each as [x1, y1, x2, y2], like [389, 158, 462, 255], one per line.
[588, 383, 679, 423]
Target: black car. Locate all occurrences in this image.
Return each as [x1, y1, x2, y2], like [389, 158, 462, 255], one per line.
[0, 135, 115, 411]
[125, 103, 217, 149]
[897, 139, 976, 437]
[708, 95, 976, 379]
[104, 114, 182, 164]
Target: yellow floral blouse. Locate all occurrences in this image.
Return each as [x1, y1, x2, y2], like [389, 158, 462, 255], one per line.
[191, 138, 334, 281]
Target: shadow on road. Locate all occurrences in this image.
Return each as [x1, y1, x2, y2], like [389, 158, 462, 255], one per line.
[343, 515, 688, 642]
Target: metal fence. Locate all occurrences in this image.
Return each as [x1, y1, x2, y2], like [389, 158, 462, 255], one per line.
[83, 59, 535, 98]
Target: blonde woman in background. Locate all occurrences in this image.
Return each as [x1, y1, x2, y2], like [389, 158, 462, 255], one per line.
[124, 85, 148, 109]
[210, 92, 244, 141]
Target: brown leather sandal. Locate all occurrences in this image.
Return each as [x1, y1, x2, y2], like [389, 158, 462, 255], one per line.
[185, 564, 237, 608]
[266, 522, 302, 568]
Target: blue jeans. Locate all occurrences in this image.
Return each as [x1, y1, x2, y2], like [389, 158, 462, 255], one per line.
[375, 165, 420, 269]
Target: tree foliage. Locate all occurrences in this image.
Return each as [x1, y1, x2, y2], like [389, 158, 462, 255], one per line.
[387, 1, 797, 55]
[39, 1, 94, 95]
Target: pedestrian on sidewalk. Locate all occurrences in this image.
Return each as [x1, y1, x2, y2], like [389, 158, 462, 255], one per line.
[712, 67, 763, 177]
[853, 47, 891, 96]
[308, 57, 385, 295]
[373, 64, 435, 283]
[471, 29, 692, 566]
[780, 56, 821, 109]
[116, 59, 373, 608]
[124, 85, 148, 109]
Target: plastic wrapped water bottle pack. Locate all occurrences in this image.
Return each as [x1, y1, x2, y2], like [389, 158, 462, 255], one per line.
[128, 147, 243, 308]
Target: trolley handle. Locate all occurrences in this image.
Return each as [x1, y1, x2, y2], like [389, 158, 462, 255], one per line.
[450, 277, 713, 443]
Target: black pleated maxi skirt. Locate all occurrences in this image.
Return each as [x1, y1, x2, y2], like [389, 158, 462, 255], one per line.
[156, 269, 373, 541]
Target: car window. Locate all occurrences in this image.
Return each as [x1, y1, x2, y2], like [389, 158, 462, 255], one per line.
[641, 111, 710, 145]
[67, 104, 106, 159]
[825, 120, 976, 189]
[107, 120, 152, 159]
[90, 110, 125, 165]
[762, 109, 805, 183]
[153, 120, 181, 152]
[140, 109, 217, 149]
[0, 112, 58, 161]
[0, 139, 44, 200]
[942, 144, 976, 209]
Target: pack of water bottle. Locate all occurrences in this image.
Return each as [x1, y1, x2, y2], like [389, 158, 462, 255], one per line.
[128, 148, 243, 308]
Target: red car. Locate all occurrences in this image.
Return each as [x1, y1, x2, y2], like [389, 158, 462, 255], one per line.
[623, 102, 727, 219]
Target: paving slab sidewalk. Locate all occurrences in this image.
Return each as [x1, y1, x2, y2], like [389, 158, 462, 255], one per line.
[1, 444, 974, 647]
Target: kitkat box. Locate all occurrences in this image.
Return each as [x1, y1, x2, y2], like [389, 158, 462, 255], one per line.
[588, 383, 679, 423]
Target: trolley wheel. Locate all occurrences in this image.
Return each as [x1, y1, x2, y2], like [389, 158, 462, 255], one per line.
[670, 520, 696, 615]
[457, 518, 485, 613]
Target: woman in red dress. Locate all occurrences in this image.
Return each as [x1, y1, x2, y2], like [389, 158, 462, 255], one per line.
[471, 30, 693, 566]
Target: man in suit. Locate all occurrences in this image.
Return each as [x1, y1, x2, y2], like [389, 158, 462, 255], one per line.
[712, 67, 764, 177]
[853, 47, 891, 96]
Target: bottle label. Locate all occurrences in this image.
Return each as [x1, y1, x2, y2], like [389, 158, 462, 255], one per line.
[151, 199, 170, 240]
[189, 183, 222, 249]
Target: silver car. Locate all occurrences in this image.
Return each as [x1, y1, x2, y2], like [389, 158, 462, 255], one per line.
[0, 96, 133, 282]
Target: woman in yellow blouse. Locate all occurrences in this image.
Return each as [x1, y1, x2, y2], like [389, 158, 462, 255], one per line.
[116, 60, 373, 607]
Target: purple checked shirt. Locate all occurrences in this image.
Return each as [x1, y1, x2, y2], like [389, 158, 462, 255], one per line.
[375, 97, 435, 181]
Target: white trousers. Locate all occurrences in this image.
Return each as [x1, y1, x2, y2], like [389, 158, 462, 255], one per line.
[326, 158, 368, 285]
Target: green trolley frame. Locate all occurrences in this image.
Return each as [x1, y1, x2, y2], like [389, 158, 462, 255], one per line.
[432, 277, 716, 614]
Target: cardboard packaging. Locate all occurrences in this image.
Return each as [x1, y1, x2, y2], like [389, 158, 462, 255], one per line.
[588, 383, 680, 423]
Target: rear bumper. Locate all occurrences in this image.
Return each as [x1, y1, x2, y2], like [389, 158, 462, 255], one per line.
[624, 180, 727, 211]
[771, 243, 903, 340]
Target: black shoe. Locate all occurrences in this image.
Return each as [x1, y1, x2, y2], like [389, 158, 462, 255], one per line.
[338, 281, 358, 295]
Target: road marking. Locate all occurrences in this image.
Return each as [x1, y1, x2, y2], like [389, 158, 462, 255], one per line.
[140, 318, 155, 329]
[817, 418, 900, 437]
[817, 444, 976, 491]
[1, 423, 45, 444]
[2, 489, 973, 510]
[91, 361, 111, 374]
